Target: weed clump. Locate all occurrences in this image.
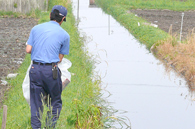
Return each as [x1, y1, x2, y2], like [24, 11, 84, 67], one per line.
[154, 29, 195, 90]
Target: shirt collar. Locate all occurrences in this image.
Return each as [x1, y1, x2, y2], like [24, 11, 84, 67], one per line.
[49, 21, 60, 26]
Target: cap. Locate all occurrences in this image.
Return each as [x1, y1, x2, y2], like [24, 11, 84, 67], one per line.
[51, 5, 67, 21]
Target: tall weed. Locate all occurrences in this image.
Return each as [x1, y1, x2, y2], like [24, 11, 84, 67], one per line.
[155, 30, 195, 90]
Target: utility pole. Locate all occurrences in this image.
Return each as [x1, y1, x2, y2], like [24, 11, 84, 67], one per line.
[180, 12, 184, 42]
[77, 0, 80, 26]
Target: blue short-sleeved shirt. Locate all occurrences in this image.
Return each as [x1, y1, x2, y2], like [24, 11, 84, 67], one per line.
[27, 21, 70, 63]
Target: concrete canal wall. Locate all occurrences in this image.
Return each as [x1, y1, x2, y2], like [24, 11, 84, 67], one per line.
[0, 0, 48, 13]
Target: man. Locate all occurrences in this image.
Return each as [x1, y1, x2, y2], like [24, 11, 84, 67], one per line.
[26, 5, 70, 129]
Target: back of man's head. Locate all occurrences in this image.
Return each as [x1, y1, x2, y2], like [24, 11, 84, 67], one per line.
[50, 9, 64, 23]
[50, 5, 67, 23]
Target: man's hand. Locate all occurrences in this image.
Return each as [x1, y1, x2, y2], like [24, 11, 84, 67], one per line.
[26, 45, 32, 54]
[59, 54, 64, 63]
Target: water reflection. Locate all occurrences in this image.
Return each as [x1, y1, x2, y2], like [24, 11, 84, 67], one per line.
[160, 60, 195, 101]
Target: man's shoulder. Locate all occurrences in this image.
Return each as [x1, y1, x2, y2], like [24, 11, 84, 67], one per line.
[58, 27, 69, 38]
[62, 29, 69, 37]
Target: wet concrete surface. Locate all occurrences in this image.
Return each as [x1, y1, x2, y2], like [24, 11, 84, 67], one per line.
[72, 1, 195, 129]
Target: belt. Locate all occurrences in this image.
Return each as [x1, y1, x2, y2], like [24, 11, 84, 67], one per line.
[33, 61, 53, 65]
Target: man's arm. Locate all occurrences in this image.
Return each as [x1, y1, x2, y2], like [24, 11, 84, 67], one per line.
[26, 45, 32, 54]
[59, 54, 64, 63]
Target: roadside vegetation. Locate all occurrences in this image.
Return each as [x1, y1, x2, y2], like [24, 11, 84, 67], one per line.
[0, 11, 21, 17]
[0, 0, 117, 128]
[95, 0, 195, 88]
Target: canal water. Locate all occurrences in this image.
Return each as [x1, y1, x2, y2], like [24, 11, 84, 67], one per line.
[72, 0, 195, 129]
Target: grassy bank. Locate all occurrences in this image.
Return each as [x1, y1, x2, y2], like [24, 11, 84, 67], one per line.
[95, 0, 195, 89]
[0, 0, 108, 128]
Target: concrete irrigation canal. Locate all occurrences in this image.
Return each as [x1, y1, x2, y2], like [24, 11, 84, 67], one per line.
[73, 0, 195, 129]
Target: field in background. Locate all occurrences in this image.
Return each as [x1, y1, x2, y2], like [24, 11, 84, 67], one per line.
[97, 0, 195, 11]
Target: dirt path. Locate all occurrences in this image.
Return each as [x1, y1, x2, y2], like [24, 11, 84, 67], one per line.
[129, 9, 195, 39]
[0, 17, 37, 106]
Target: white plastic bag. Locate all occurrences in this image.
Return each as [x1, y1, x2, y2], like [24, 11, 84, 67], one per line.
[58, 58, 72, 90]
[22, 58, 72, 105]
[22, 62, 32, 105]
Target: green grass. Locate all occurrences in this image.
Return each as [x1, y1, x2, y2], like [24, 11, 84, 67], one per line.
[0, 11, 20, 17]
[95, 0, 195, 49]
[0, 9, 42, 18]
[0, 0, 110, 128]
[96, 0, 195, 11]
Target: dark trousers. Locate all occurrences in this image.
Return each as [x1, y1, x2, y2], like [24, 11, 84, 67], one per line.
[29, 63, 62, 129]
